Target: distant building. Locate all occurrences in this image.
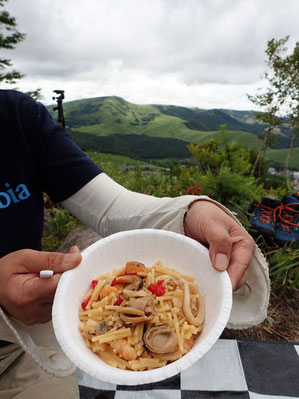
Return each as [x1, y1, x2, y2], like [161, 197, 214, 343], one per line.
[289, 171, 299, 184]
[122, 164, 156, 171]
[268, 167, 299, 187]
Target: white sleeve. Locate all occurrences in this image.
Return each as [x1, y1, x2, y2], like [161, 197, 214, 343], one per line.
[62, 173, 270, 330]
[61, 173, 200, 236]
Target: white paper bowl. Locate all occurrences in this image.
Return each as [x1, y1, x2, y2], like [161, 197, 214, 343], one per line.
[53, 229, 232, 385]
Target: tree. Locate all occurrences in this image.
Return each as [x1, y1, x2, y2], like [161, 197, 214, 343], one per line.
[248, 37, 299, 176]
[186, 125, 261, 211]
[0, 1, 43, 99]
[25, 88, 43, 101]
[0, 0, 25, 84]
[279, 40, 299, 173]
[187, 124, 251, 175]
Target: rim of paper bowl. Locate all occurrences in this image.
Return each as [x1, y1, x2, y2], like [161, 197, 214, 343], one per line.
[53, 229, 232, 385]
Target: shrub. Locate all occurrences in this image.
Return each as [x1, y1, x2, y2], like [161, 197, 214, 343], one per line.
[42, 208, 81, 251]
[267, 242, 299, 292]
[199, 165, 262, 210]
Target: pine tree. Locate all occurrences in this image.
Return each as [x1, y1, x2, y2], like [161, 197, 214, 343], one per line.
[0, 0, 25, 84]
[248, 37, 299, 176]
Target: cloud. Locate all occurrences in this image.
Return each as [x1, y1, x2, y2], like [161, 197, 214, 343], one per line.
[3, 0, 299, 108]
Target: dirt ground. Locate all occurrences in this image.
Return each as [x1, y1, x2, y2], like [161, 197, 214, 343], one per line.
[222, 289, 299, 342]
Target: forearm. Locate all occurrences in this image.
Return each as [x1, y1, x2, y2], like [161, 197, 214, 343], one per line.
[61, 173, 201, 236]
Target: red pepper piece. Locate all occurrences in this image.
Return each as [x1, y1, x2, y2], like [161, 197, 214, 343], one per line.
[114, 297, 123, 306]
[91, 280, 98, 289]
[148, 283, 157, 295]
[156, 280, 165, 296]
[156, 286, 165, 296]
[148, 280, 165, 296]
[81, 295, 91, 310]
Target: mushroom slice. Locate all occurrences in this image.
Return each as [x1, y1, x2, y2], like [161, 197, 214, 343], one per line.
[143, 324, 179, 354]
[181, 278, 205, 327]
[114, 275, 143, 291]
[119, 296, 154, 324]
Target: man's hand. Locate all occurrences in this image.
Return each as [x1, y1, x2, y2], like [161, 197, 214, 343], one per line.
[184, 200, 255, 291]
[0, 248, 81, 325]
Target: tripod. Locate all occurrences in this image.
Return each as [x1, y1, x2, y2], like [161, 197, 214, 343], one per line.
[52, 90, 65, 128]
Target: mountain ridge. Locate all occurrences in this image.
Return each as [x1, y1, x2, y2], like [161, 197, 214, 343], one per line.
[49, 95, 294, 142]
[47, 96, 299, 169]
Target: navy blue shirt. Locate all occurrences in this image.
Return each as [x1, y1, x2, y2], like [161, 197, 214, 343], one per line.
[0, 90, 102, 257]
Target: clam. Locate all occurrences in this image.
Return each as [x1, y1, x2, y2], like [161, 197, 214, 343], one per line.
[124, 261, 148, 277]
[114, 275, 143, 291]
[119, 295, 155, 323]
[143, 324, 179, 354]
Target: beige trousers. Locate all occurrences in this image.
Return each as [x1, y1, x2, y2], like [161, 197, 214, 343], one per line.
[0, 344, 79, 399]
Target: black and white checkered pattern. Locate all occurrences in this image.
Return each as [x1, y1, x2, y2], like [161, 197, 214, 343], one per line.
[75, 338, 299, 399]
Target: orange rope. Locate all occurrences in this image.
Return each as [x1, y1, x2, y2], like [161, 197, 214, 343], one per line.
[255, 203, 279, 225]
[276, 202, 299, 232]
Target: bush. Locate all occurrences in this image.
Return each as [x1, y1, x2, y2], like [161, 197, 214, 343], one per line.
[254, 236, 299, 293]
[269, 243, 299, 292]
[199, 165, 262, 210]
[42, 208, 81, 251]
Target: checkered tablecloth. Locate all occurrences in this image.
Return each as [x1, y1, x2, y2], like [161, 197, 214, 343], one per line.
[75, 338, 299, 399]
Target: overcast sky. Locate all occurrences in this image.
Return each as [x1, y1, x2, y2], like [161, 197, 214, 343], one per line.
[2, 0, 299, 109]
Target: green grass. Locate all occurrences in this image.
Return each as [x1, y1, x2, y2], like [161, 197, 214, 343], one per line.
[265, 147, 299, 170]
[75, 110, 197, 139]
[86, 151, 149, 167]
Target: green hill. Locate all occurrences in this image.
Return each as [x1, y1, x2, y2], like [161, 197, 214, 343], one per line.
[51, 95, 265, 136]
[265, 147, 299, 170]
[48, 96, 299, 168]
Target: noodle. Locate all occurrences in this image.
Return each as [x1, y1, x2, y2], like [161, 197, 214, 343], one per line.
[78, 261, 204, 371]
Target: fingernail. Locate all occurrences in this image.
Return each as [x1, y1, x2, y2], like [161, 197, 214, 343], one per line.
[215, 253, 229, 271]
[69, 245, 80, 253]
[63, 252, 81, 268]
